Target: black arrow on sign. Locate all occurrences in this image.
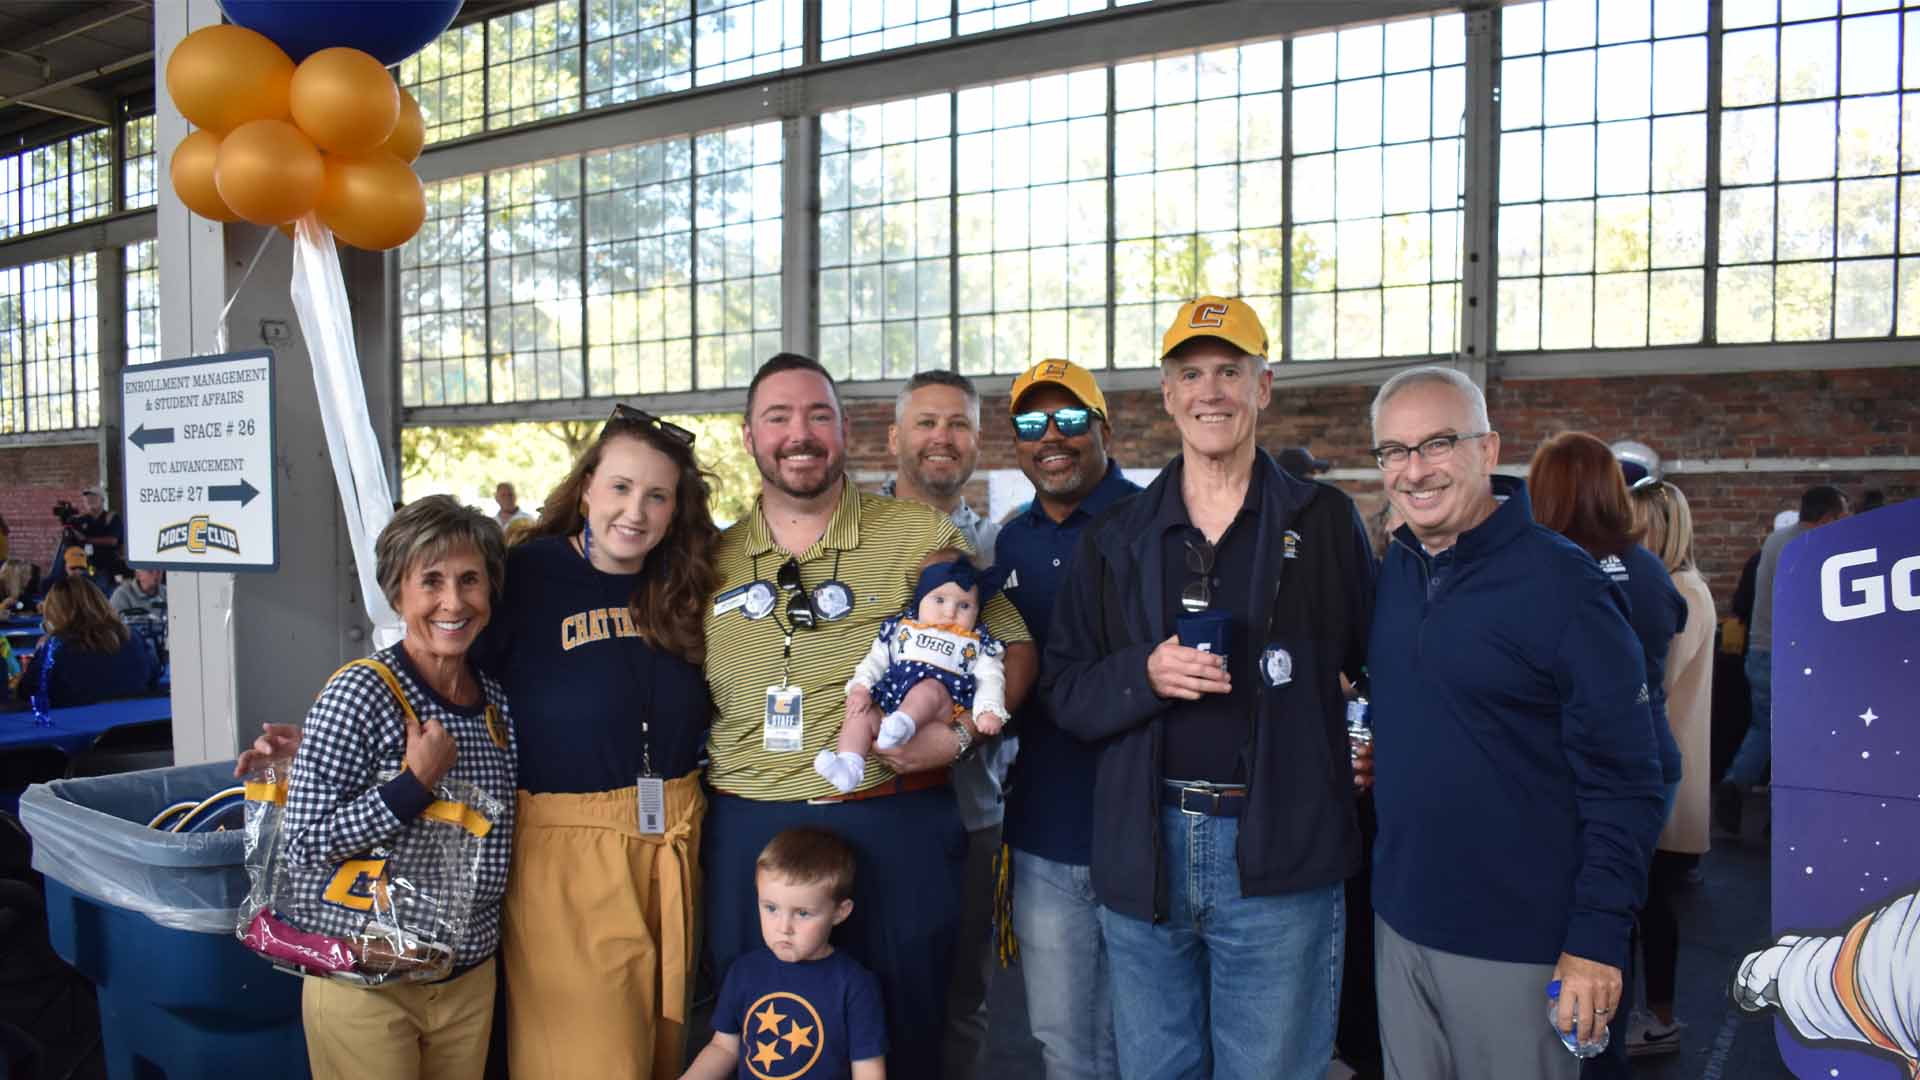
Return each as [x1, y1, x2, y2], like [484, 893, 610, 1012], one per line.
[208, 479, 260, 507]
[128, 423, 173, 450]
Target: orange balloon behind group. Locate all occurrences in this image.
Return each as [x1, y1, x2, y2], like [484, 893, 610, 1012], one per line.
[169, 130, 241, 222]
[215, 120, 325, 226]
[290, 48, 401, 155]
[166, 25, 293, 134]
[382, 88, 425, 165]
[317, 153, 426, 251]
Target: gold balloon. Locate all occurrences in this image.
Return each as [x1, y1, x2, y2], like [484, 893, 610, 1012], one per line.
[169, 130, 240, 223]
[165, 25, 292, 134]
[317, 153, 426, 251]
[382, 88, 425, 165]
[215, 120, 324, 226]
[290, 48, 400, 155]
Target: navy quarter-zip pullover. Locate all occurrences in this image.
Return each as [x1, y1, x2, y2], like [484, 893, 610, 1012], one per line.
[1369, 477, 1664, 971]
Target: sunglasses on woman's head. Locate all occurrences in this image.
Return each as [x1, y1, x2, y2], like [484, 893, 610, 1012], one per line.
[604, 404, 695, 445]
[1012, 406, 1094, 441]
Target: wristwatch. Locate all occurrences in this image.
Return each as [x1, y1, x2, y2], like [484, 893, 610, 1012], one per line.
[948, 719, 976, 762]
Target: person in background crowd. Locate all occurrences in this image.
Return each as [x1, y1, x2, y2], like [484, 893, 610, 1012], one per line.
[64, 486, 127, 584]
[0, 511, 9, 561]
[110, 568, 167, 620]
[282, 495, 516, 1080]
[1716, 485, 1849, 834]
[16, 577, 159, 709]
[700, 353, 1034, 1080]
[1046, 297, 1373, 1080]
[875, 368, 1005, 1078]
[493, 482, 532, 528]
[0, 559, 37, 615]
[1859, 488, 1886, 513]
[1365, 367, 1663, 1080]
[1527, 431, 1685, 1080]
[1625, 480, 1715, 1057]
[997, 358, 1138, 1080]
[1278, 445, 1331, 481]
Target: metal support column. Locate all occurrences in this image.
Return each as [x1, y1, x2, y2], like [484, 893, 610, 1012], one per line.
[1458, 4, 1500, 385]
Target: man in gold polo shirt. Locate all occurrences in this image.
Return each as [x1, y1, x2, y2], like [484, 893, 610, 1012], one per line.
[702, 352, 1035, 1080]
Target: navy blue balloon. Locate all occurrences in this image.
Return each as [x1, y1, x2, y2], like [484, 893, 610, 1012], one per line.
[216, 1, 463, 67]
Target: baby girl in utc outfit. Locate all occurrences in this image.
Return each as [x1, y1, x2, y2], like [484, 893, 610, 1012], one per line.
[813, 548, 1008, 794]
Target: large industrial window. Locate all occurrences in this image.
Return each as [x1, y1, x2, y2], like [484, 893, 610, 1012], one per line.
[1717, 0, 1913, 341]
[1290, 15, 1465, 362]
[1114, 43, 1285, 367]
[124, 113, 157, 211]
[821, 0, 1156, 62]
[398, 122, 782, 407]
[0, 254, 98, 434]
[1499, 0, 1707, 351]
[0, 130, 113, 240]
[125, 239, 160, 368]
[402, 1, 802, 147]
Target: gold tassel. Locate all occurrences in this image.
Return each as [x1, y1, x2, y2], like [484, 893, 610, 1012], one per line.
[993, 840, 1019, 968]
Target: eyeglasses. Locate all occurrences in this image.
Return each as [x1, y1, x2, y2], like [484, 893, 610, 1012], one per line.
[1181, 536, 1215, 613]
[604, 404, 695, 445]
[1369, 432, 1490, 470]
[777, 558, 817, 631]
[1012, 406, 1095, 441]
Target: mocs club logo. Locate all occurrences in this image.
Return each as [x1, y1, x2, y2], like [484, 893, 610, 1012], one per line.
[741, 991, 826, 1078]
[156, 515, 241, 557]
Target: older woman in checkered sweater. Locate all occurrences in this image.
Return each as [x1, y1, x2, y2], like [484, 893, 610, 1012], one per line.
[279, 495, 518, 1080]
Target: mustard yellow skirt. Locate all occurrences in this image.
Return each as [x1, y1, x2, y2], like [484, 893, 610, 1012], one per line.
[502, 772, 705, 1080]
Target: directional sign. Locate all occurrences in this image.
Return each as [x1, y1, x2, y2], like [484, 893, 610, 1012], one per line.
[120, 349, 279, 572]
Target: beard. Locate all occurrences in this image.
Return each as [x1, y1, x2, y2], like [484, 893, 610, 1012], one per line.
[755, 438, 844, 500]
[906, 453, 971, 501]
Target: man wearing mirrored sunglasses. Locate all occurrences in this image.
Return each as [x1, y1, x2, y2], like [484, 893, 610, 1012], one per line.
[700, 352, 1036, 1080]
[1043, 297, 1376, 1080]
[996, 357, 1139, 1080]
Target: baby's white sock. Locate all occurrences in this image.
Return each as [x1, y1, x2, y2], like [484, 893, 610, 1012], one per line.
[812, 749, 865, 793]
[875, 710, 918, 750]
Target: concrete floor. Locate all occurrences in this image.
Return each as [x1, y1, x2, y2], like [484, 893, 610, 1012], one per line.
[10, 826, 1798, 1080]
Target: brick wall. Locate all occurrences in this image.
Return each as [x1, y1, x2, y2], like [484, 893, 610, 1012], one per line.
[0, 442, 100, 570]
[847, 365, 1920, 613]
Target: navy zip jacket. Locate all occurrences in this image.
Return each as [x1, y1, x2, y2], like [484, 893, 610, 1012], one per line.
[1369, 477, 1664, 971]
[1044, 449, 1375, 921]
[1602, 545, 1686, 784]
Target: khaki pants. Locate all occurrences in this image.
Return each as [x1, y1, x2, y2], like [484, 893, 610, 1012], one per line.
[303, 955, 496, 1080]
[503, 773, 706, 1080]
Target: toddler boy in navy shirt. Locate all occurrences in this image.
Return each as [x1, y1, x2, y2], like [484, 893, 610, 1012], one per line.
[682, 827, 887, 1080]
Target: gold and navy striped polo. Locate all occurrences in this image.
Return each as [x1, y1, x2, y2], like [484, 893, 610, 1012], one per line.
[704, 480, 1031, 802]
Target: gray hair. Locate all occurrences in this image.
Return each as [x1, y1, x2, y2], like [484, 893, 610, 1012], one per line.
[374, 495, 508, 610]
[1370, 365, 1491, 442]
[895, 369, 980, 428]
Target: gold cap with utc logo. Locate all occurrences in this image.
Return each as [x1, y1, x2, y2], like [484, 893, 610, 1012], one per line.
[1008, 358, 1109, 419]
[1160, 295, 1271, 361]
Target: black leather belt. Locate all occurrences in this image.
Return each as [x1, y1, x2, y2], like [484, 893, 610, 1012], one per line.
[1161, 783, 1248, 817]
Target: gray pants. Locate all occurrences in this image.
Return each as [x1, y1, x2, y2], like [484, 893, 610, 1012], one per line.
[1375, 915, 1579, 1080]
[943, 823, 1001, 1079]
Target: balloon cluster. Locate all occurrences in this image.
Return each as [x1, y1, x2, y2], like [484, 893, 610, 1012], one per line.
[166, 26, 427, 250]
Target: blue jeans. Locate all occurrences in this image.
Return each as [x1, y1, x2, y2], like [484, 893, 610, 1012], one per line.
[1725, 649, 1772, 786]
[1011, 850, 1117, 1080]
[1099, 806, 1344, 1080]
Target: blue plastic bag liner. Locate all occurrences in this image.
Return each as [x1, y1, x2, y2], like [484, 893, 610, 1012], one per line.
[20, 761, 252, 933]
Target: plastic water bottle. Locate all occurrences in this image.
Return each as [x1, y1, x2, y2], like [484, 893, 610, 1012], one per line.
[1346, 697, 1372, 765]
[1545, 980, 1610, 1057]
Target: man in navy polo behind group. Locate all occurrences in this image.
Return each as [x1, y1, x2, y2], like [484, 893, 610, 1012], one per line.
[996, 358, 1140, 1080]
[1044, 297, 1375, 1080]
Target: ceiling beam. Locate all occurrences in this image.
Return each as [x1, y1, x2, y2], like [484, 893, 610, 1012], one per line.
[6, 2, 150, 58]
[0, 50, 151, 125]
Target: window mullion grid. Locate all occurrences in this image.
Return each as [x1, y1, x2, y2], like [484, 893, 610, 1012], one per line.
[484, 171, 496, 404]
[950, 91, 962, 372]
[1104, 64, 1117, 370]
[578, 154, 590, 397]
[1895, 5, 1906, 335]
[1826, 10, 1840, 340]
[1703, 0, 1723, 342]
[1280, 38, 1294, 363]
[1768, 4, 1783, 342]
